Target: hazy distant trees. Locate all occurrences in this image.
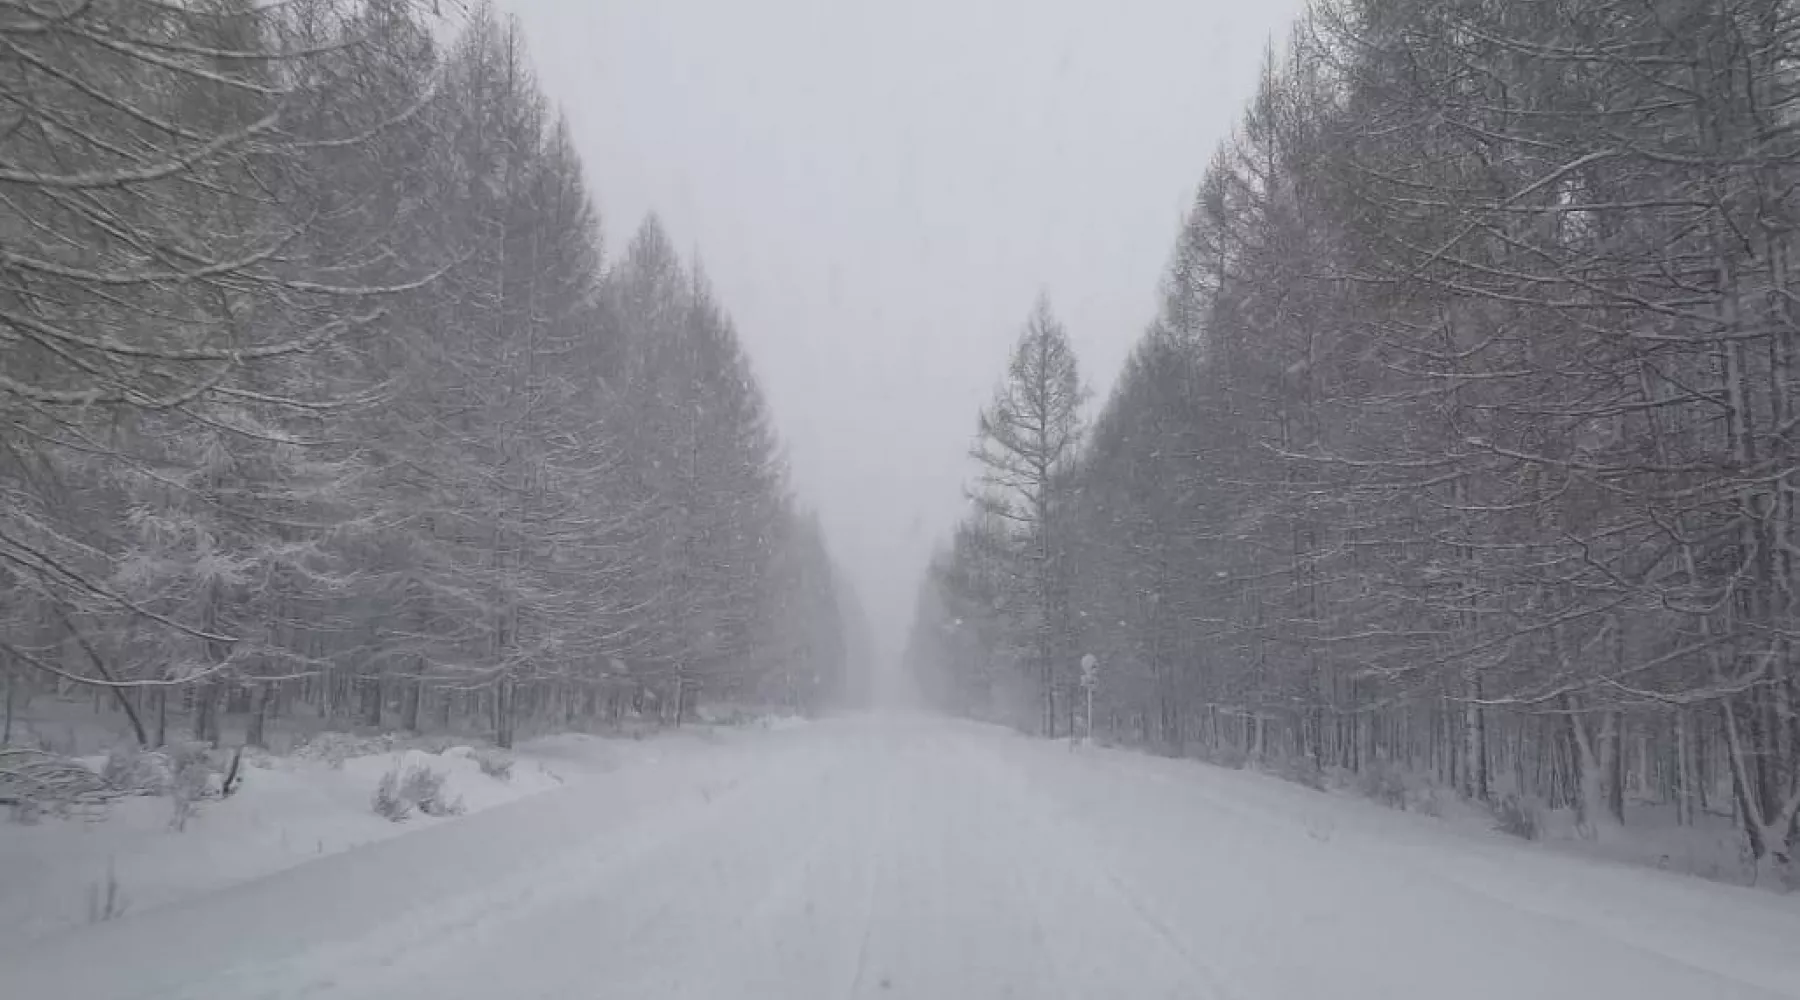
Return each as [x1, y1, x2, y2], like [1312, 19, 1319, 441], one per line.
[909, 0, 1800, 880]
[0, 0, 855, 759]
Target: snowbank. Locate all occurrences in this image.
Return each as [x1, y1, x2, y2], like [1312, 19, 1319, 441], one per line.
[1288, 758, 1769, 888]
[0, 732, 638, 940]
[1041, 733, 1800, 999]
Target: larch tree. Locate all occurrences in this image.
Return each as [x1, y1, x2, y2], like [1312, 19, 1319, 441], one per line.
[1, 0, 861, 788]
[911, 0, 1800, 884]
[969, 297, 1087, 737]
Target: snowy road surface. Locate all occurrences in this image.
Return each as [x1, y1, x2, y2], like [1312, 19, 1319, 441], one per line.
[7, 716, 1800, 1000]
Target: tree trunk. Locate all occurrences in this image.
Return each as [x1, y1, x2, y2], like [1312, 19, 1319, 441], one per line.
[402, 675, 422, 734]
[53, 606, 148, 747]
[1601, 712, 1625, 824]
[192, 681, 220, 746]
[1463, 671, 1488, 801]
[1568, 702, 1625, 834]
[246, 683, 274, 749]
[1445, 701, 1460, 791]
[494, 677, 515, 749]
[1721, 699, 1799, 879]
[1676, 708, 1697, 826]
[361, 675, 382, 729]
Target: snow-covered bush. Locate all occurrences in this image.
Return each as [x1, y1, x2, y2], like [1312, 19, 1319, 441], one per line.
[403, 764, 459, 815]
[1271, 757, 1326, 791]
[1356, 764, 1409, 810]
[1, 747, 113, 823]
[371, 763, 463, 822]
[297, 732, 402, 770]
[100, 746, 172, 795]
[93, 743, 234, 831]
[1411, 787, 1445, 818]
[697, 704, 755, 726]
[166, 741, 218, 831]
[1198, 745, 1247, 770]
[1491, 794, 1539, 840]
[473, 749, 513, 782]
[372, 770, 410, 821]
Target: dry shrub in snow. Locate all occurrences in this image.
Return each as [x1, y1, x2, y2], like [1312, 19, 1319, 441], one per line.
[1272, 757, 1326, 791]
[406, 765, 460, 816]
[87, 860, 128, 923]
[1411, 787, 1445, 818]
[298, 732, 401, 770]
[1355, 764, 1409, 811]
[94, 743, 234, 831]
[101, 746, 172, 795]
[1, 747, 113, 823]
[1492, 794, 1540, 841]
[473, 749, 513, 782]
[1198, 745, 1247, 770]
[372, 763, 462, 822]
[372, 770, 410, 821]
[165, 742, 223, 832]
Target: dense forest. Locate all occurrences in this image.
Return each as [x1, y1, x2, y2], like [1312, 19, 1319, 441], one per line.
[0, 0, 861, 755]
[908, 0, 1800, 878]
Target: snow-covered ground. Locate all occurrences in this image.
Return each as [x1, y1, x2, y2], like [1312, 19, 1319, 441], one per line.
[0, 730, 705, 941]
[5, 714, 1800, 999]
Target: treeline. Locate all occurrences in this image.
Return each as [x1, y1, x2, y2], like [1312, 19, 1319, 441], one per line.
[0, 0, 854, 752]
[908, 0, 1800, 878]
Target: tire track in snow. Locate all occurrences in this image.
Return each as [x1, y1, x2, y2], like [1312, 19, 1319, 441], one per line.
[995, 798, 1080, 1000]
[1059, 739, 1788, 999]
[976, 740, 1241, 1000]
[1085, 859, 1241, 1000]
[191, 746, 813, 1000]
[657, 753, 869, 1000]
[843, 740, 898, 1000]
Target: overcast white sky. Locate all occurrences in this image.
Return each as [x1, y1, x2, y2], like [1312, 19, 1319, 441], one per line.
[501, 0, 1303, 679]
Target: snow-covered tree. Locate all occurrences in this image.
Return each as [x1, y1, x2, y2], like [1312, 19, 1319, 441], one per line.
[939, 300, 1087, 735]
[0, 0, 855, 764]
[912, 0, 1800, 880]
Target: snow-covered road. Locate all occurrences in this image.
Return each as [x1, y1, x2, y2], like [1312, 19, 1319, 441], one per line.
[7, 715, 1800, 1000]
